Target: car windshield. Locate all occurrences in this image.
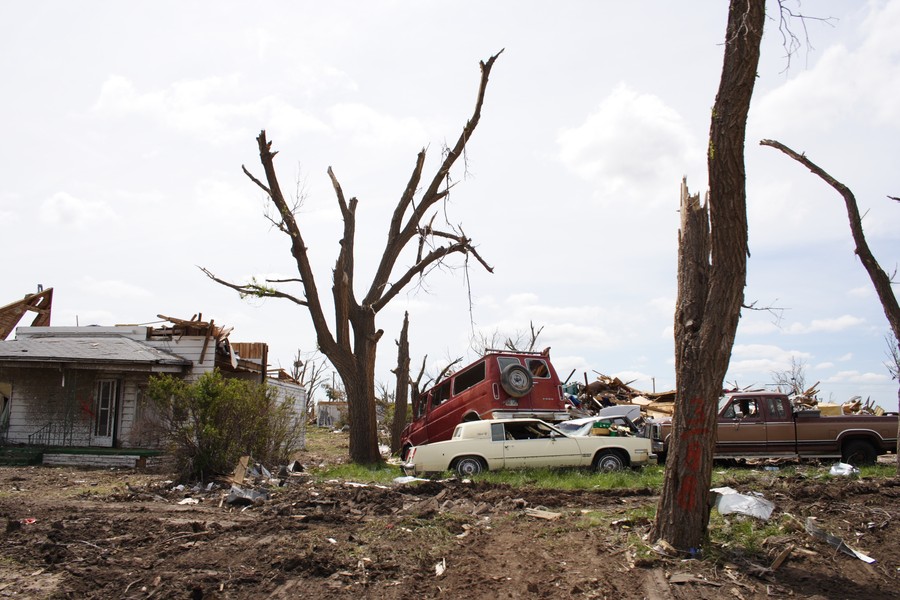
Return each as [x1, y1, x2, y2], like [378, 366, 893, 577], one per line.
[556, 421, 591, 436]
[717, 396, 732, 413]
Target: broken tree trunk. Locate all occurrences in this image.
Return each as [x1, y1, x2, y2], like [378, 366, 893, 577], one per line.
[390, 312, 411, 455]
[652, 0, 764, 553]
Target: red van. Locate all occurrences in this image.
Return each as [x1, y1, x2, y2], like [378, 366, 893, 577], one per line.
[399, 350, 569, 459]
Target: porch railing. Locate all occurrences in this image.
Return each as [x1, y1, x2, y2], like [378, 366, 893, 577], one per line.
[27, 422, 75, 447]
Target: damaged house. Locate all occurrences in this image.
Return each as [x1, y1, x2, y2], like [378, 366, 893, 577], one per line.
[0, 290, 306, 463]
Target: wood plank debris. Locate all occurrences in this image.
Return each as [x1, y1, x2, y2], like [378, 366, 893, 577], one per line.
[524, 508, 562, 521]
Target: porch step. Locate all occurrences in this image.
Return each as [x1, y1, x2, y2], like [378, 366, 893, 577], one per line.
[0, 446, 44, 466]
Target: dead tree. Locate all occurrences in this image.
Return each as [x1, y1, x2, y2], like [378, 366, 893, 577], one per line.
[203, 52, 500, 464]
[390, 312, 411, 455]
[760, 138, 900, 470]
[652, 0, 765, 553]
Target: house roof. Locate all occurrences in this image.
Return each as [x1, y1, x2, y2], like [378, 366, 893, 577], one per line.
[0, 335, 190, 371]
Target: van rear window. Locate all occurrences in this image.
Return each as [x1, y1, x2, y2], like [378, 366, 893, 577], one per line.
[453, 361, 486, 395]
[526, 358, 550, 378]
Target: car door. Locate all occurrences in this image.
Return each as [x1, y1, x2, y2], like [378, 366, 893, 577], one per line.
[500, 421, 581, 468]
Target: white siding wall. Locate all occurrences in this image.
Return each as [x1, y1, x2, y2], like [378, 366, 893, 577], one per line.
[144, 336, 212, 381]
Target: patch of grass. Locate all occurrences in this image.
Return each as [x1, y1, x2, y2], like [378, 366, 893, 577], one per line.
[707, 511, 789, 560]
[312, 462, 404, 485]
[302, 426, 350, 460]
[476, 464, 665, 491]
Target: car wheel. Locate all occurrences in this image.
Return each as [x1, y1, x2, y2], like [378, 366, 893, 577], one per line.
[593, 450, 626, 472]
[841, 440, 877, 466]
[500, 364, 533, 398]
[454, 456, 485, 477]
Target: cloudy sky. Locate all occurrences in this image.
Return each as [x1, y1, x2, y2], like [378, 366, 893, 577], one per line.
[2, 1, 898, 405]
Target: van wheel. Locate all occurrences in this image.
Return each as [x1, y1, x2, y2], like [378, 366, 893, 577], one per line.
[400, 444, 412, 461]
[453, 457, 485, 477]
[500, 364, 533, 398]
[593, 450, 626, 472]
[842, 440, 877, 466]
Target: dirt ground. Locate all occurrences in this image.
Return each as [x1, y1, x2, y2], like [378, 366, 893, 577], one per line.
[1, 446, 899, 599]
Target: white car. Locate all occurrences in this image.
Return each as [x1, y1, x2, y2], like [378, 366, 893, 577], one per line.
[402, 418, 656, 477]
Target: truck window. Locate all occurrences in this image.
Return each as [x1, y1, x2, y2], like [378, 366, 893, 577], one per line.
[766, 397, 787, 418]
[722, 398, 759, 419]
[526, 358, 550, 378]
[453, 361, 486, 395]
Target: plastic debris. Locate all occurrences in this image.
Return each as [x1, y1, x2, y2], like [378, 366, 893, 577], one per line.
[393, 476, 428, 484]
[177, 498, 199, 505]
[829, 462, 860, 477]
[710, 486, 775, 520]
[435, 558, 447, 577]
[805, 517, 875, 563]
[225, 484, 270, 506]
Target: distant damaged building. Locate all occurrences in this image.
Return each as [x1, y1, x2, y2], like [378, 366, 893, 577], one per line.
[0, 292, 305, 454]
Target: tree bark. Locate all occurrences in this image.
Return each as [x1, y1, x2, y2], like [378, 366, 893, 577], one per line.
[759, 138, 900, 473]
[390, 312, 411, 454]
[652, 0, 764, 553]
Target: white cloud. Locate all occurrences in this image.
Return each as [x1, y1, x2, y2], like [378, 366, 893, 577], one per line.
[194, 177, 260, 223]
[838, 352, 854, 362]
[328, 102, 430, 148]
[39, 192, 116, 228]
[786, 315, 865, 334]
[557, 84, 700, 206]
[754, 2, 900, 134]
[825, 370, 890, 384]
[93, 75, 329, 142]
[506, 293, 540, 306]
[739, 318, 781, 335]
[728, 344, 813, 376]
[814, 361, 835, 370]
[847, 285, 873, 298]
[78, 277, 152, 299]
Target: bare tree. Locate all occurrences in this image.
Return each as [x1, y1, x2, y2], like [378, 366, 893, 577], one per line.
[470, 321, 545, 354]
[652, 0, 765, 553]
[203, 53, 501, 463]
[760, 138, 900, 471]
[771, 356, 807, 395]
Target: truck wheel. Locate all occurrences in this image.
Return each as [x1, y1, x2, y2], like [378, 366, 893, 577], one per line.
[842, 440, 877, 466]
[500, 364, 533, 398]
[593, 450, 626, 472]
[453, 456, 485, 477]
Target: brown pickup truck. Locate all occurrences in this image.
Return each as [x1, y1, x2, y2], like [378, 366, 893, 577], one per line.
[650, 391, 898, 465]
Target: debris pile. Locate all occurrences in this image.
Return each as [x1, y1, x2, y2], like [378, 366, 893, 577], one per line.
[572, 373, 888, 419]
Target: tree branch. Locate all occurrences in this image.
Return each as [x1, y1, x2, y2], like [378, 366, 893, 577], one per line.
[363, 50, 503, 308]
[760, 138, 900, 342]
[199, 267, 308, 306]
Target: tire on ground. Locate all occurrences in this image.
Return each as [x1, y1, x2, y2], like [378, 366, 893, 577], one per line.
[841, 439, 877, 466]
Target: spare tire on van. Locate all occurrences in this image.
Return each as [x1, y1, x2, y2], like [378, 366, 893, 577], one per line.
[500, 364, 534, 397]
